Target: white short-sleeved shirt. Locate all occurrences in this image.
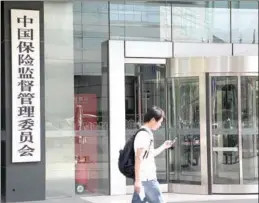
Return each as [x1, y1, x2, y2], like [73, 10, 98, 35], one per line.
[134, 126, 157, 181]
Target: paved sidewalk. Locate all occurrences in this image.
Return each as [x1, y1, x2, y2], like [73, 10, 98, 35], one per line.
[82, 194, 258, 203]
[188, 200, 258, 203]
[19, 194, 258, 203]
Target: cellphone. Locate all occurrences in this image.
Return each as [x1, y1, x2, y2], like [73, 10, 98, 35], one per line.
[172, 137, 177, 142]
[170, 137, 177, 149]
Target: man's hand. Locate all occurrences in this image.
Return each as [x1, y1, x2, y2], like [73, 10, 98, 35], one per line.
[163, 139, 177, 149]
[134, 180, 141, 193]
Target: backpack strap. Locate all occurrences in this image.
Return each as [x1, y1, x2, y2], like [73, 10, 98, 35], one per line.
[133, 128, 148, 138]
[143, 139, 153, 159]
[134, 128, 153, 159]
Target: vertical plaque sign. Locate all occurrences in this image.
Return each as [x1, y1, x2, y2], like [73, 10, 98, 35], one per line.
[11, 9, 41, 162]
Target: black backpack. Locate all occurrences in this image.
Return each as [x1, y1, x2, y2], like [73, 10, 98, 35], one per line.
[118, 128, 152, 179]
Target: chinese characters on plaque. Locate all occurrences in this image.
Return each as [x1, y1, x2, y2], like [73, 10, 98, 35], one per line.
[11, 10, 41, 162]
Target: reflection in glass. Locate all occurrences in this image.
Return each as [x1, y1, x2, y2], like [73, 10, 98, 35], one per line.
[73, 1, 110, 196]
[44, 2, 76, 198]
[232, 1, 258, 44]
[211, 76, 239, 184]
[125, 64, 166, 185]
[109, 2, 172, 41]
[172, 1, 230, 43]
[45, 1, 110, 198]
[241, 76, 258, 184]
[168, 77, 201, 184]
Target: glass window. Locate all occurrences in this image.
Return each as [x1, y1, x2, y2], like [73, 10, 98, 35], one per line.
[74, 24, 82, 37]
[74, 2, 82, 12]
[74, 38, 82, 49]
[109, 1, 172, 41]
[172, 1, 230, 43]
[232, 1, 258, 44]
[82, 12, 108, 25]
[83, 37, 106, 49]
[74, 11, 82, 25]
[82, 25, 109, 38]
[44, 1, 109, 198]
[82, 2, 108, 13]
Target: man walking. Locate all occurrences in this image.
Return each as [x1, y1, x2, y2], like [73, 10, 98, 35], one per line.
[132, 106, 175, 203]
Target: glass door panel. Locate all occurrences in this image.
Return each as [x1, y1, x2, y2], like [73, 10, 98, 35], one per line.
[141, 65, 167, 183]
[125, 64, 166, 185]
[167, 77, 201, 184]
[210, 76, 240, 184]
[240, 76, 258, 184]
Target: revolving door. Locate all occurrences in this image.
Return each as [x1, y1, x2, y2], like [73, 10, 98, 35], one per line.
[166, 56, 258, 194]
[210, 73, 258, 193]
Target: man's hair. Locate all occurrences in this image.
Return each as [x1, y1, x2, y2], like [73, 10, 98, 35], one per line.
[143, 106, 165, 123]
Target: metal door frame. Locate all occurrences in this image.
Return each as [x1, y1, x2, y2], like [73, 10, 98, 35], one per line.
[125, 58, 169, 194]
[165, 65, 209, 195]
[102, 40, 173, 195]
[209, 72, 258, 194]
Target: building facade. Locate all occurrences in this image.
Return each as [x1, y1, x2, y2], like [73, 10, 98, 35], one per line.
[0, 0, 258, 202]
